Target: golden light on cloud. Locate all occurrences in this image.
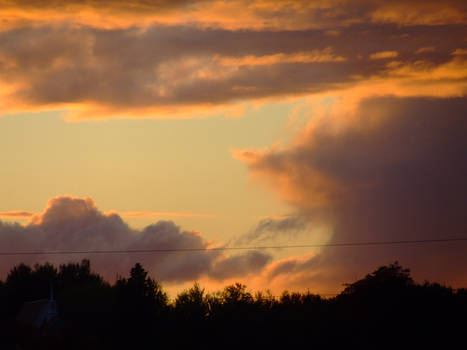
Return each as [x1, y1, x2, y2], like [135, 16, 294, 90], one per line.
[0, 0, 465, 121]
[371, 2, 467, 26]
[232, 146, 344, 211]
[453, 48, 467, 56]
[0, 0, 465, 31]
[415, 47, 436, 54]
[0, 209, 215, 221]
[214, 49, 346, 67]
[0, 211, 34, 218]
[369, 51, 399, 60]
[119, 211, 216, 218]
[1, 0, 467, 295]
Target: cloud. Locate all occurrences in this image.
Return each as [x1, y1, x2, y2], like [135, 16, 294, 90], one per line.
[369, 50, 399, 60]
[265, 253, 322, 285]
[237, 96, 467, 290]
[0, 4, 465, 119]
[0, 0, 465, 30]
[235, 216, 309, 245]
[369, 0, 467, 26]
[415, 47, 435, 54]
[0, 211, 34, 218]
[214, 48, 346, 67]
[0, 196, 270, 283]
[453, 48, 467, 56]
[209, 251, 272, 280]
[0, 0, 199, 30]
[119, 211, 215, 218]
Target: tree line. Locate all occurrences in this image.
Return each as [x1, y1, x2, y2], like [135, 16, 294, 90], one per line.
[0, 260, 466, 349]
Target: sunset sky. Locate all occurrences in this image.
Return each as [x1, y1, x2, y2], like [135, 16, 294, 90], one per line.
[1, 0, 466, 295]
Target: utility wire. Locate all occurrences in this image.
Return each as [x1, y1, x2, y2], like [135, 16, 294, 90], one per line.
[0, 237, 466, 256]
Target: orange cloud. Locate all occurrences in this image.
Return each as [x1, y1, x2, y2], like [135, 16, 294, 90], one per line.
[369, 51, 399, 60]
[233, 146, 344, 211]
[0, 0, 465, 31]
[0, 1, 465, 120]
[0, 210, 34, 218]
[453, 48, 467, 56]
[0, 207, 214, 221]
[197, 251, 343, 295]
[415, 47, 435, 54]
[119, 211, 216, 218]
[371, 1, 467, 26]
[214, 49, 346, 67]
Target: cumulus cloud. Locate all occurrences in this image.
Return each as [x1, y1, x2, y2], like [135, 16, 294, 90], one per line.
[237, 96, 467, 290]
[0, 196, 271, 283]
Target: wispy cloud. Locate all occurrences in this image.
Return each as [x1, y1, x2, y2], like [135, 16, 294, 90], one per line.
[116, 211, 215, 218]
[415, 47, 435, 54]
[235, 216, 309, 246]
[369, 50, 399, 60]
[214, 48, 346, 67]
[0, 211, 34, 218]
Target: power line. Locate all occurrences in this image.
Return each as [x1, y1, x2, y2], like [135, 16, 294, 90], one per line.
[0, 237, 466, 256]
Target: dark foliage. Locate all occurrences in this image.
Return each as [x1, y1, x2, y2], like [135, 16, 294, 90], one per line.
[0, 260, 466, 349]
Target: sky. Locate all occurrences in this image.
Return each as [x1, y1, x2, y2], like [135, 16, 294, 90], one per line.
[0, 0, 466, 295]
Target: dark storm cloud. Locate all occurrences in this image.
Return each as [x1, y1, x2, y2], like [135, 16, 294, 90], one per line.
[238, 96, 467, 288]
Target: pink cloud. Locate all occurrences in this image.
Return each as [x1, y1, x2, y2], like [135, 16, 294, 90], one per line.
[0, 196, 270, 283]
[0, 211, 34, 218]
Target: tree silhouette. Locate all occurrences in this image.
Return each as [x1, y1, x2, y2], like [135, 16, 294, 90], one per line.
[221, 282, 253, 304]
[58, 259, 103, 289]
[0, 260, 466, 349]
[175, 282, 208, 321]
[113, 263, 168, 348]
[340, 261, 413, 297]
[115, 263, 167, 319]
[4, 263, 52, 317]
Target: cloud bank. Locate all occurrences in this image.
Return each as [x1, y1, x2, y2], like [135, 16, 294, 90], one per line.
[1, 0, 466, 30]
[0, 196, 271, 283]
[0, 1, 465, 119]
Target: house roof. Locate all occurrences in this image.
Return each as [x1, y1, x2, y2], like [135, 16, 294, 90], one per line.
[16, 299, 50, 326]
